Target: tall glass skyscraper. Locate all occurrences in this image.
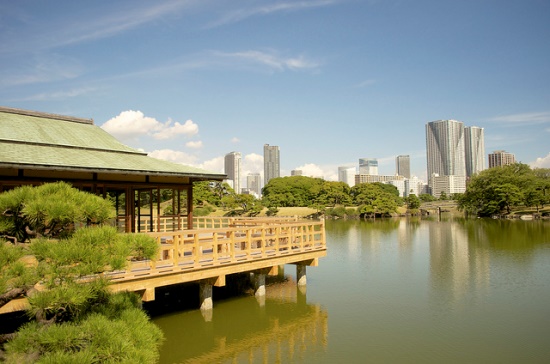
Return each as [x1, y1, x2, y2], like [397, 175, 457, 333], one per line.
[263, 144, 280, 185]
[224, 151, 241, 193]
[425, 120, 466, 179]
[464, 126, 485, 177]
[396, 155, 410, 179]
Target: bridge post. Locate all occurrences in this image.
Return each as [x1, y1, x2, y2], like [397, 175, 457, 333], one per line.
[297, 264, 307, 286]
[254, 272, 266, 297]
[199, 280, 213, 311]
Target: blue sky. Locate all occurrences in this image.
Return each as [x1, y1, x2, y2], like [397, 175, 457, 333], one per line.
[1, 0, 549, 186]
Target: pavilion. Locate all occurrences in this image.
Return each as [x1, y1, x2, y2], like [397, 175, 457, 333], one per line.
[0, 106, 226, 232]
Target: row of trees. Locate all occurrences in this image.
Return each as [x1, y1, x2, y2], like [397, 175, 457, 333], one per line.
[194, 164, 550, 218]
[0, 182, 163, 362]
[193, 176, 427, 217]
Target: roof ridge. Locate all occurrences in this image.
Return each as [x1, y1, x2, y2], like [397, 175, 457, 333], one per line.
[0, 106, 93, 124]
[1, 139, 147, 156]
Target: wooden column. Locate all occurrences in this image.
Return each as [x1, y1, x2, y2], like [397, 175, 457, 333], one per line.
[187, 184, 193, 229]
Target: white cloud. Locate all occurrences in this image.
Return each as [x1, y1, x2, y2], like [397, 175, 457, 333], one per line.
[530, 153, 550, 168]
[231, 137, 240, 143]
[101, 110, 198, 142]
[295, 163, 325, 178]
[102, 110, 161, 140]
[212, 49, 319, 71]
[185, 140, 203, 149]
[13, 87, 97, 101]
[198, 156, 224, 174]
[148, 149, 197, 165]
[152, 119, 199, 140]
[206, 0, 337, 28]
[488, 111, 550, 125]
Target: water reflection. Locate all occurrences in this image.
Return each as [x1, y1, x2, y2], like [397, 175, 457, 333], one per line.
[155, 218, 550, 363]
[154, 279, 328, 364]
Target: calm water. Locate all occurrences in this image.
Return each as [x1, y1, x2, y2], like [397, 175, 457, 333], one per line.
[153, 218, 550, 363]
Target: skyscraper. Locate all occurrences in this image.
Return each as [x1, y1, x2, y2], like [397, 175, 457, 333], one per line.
[263, 144, 280, 185]
[396, 155, 410, 179]
[338, 166, 356, 187]
[359, 158, 378, 175]
[464, 126, 485, 177]
[247, 173, 261, 196]
[224, 151, 241, 193]
[426, 120, 466, 178]
[488, 150, 516, 168]
[426, 120, 466, 197]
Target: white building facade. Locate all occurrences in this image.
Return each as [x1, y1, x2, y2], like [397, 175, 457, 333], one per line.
[224, 151, 241, 193]
[464, 126, 485, 177]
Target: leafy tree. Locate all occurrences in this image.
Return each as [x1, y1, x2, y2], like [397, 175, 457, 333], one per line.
[406, 194, 421, 210]
[314, 181, 352, 207]
[459, 163, 544, 217]
[234, 194, 263, 216]
[419, 193, 436, 202]
[351, 183, 401, 217]
[262, 176, 324, 208]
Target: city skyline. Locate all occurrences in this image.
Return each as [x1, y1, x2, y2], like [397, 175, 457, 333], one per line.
[1, 1, 549, 181]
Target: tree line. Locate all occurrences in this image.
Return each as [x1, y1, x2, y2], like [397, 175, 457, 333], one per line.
[194, 164, 550, 218]
[193, 176, 434, 218]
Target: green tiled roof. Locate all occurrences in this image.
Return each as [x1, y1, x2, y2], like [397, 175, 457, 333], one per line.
[0, 107, 225, 179]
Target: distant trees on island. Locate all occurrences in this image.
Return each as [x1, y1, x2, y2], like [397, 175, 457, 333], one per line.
[194, 176, 432, 218]
[194, 163, 550, 219]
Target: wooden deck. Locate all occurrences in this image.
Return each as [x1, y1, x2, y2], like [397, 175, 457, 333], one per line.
[109, 218, 327, 301]
[0, 218, 326, 314]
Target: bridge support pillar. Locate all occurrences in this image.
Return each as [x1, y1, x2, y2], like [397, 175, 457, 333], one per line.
[297, 264, 307, 286]
[199, 280, 213, 311]
[254, 272, 266, 298]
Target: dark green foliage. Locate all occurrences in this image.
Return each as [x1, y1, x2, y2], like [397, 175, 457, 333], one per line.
[459, 164, 550, 216]
[0, 184, 163, 362]
[419, 193, 436, 202]
[262, 176, 325, 208]
[405, 194, 421, 210]
[350, 183, 403, 217]
[4, 291, 163, 363]
[0, 182, 114, 243]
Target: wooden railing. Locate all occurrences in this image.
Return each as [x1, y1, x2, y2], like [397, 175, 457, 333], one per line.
[136, 215, 301, 232]
[109, 219, 326, 282]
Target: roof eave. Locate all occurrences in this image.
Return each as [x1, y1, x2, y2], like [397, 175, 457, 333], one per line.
[0, 163, 226, 181]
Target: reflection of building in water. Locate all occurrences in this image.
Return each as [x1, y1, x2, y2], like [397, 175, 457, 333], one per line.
[428, 221, 490, 306]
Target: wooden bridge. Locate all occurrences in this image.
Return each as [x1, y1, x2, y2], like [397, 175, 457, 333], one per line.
[1, 217, 327, 314]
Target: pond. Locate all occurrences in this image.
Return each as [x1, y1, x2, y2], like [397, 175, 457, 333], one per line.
[152, 217, 550, 363]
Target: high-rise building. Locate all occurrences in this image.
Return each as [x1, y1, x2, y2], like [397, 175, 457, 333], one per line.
[359, 158, 378, 175]
[247, 173, 261, 196]
[488, 150, 516, 168]
[291, 169, 303, 176]
[338, 166, 356, 187]
[426, 120, 466, 178]
[263, 144, 280, 185]
[426, 120, 466, 197]
[396, 155, 410, 179]
[464, 126, 485, 177]
[224, 151, 241, 193]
